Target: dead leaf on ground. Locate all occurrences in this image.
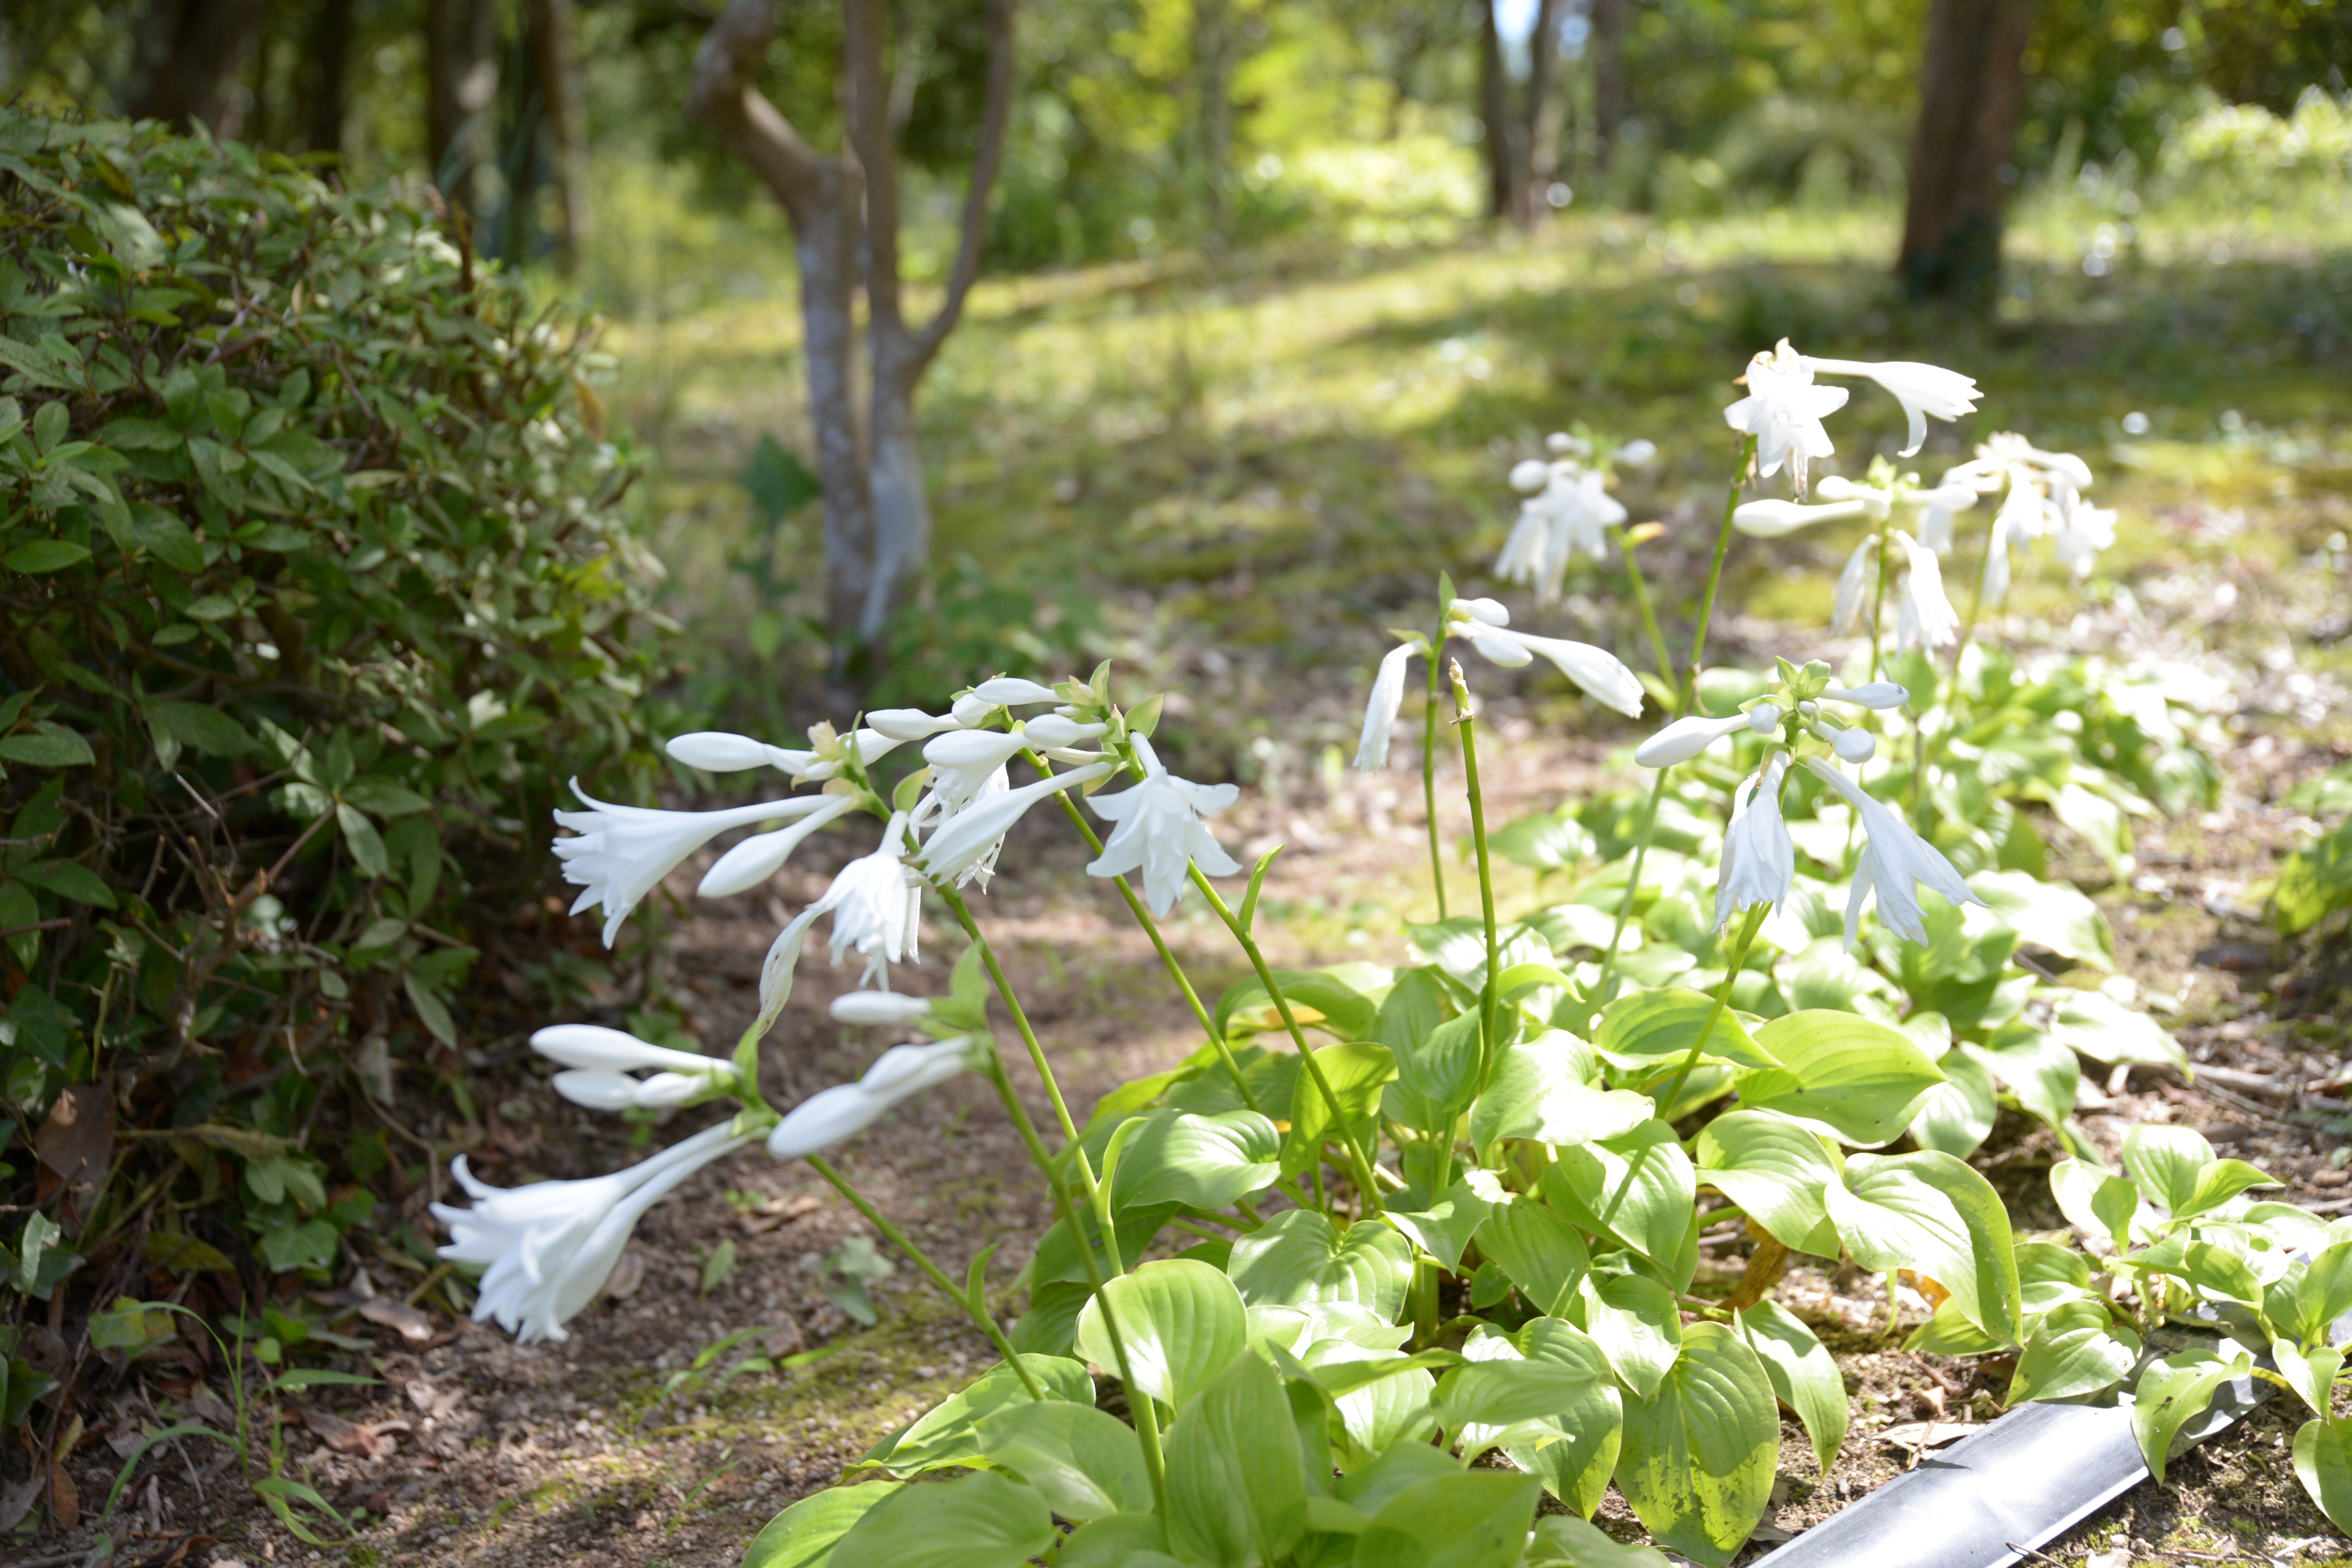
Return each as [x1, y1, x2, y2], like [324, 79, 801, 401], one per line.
[36, 1080, 114, 1195]
[2084, 1548, 2132, 1568]
[48, 1461, 79, 1529]
[0, 1476, 42, 1533]
[358, 1296, 437, 1342]
[1876, 1419, 1981, 1451]
[301, 1406, 388, 1459]
[603, 1245, 647, 1300]
[741, 1194, 823, 1235]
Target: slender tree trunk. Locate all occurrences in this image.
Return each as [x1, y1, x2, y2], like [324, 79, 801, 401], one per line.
[1384, 27, 1426, 141]
[524, 0, 587, 271]
[425, 0, 502, 231]
[299, 0, 356, 156]
[128, 0, 270, 134]
[1476, 0, 1518, 223]
[1524, 0, 1560, 201]
[1899, 0, 2037, 302]
[1195, 0, 1234, 246]
[1590, 0, 1626, 173]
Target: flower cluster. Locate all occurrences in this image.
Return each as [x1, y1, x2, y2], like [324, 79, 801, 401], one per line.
[1355, 596, 1644, 770]
[1634, 662, 1980, 946]
[1495, 432, 1654, 606]
[1734, 464, 1969, 654]
[1924, 433, 2112, 601]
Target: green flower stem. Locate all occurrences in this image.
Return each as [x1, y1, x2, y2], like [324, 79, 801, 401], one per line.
[1424, 633, 1450, 920]
[1446, 661, 1504, 1098]
[937, 882, 1084, 1150]
[1034, 760, 1260, 1116]
[1657, 902, 1768, 1117]
[1081, 1161, 1171, 1514]
[1614, 525, 1676, 687]
[1868, 509, 1892, 686]
[1595, 436, 1757, 1000]
[805, 1153, 1044, 1402]
[1187, 864, 1385, 1214]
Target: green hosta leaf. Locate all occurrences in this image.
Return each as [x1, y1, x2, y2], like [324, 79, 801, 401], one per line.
[748, 1486, 903, 1568]
[1596, 987, 1777, 1072]
[1612, 1321, 1780, 1568]
[1961, 1027, 2080, 1131]
[1055, 1512, 1183, 1568]
[1354, 1472, 1540, 1568]
[2014, 1240, 2095, 1314]
[1827, 1151, 2021, 1344]
[973, 1400, 1153, 1518]
[1734, 1011, 1947, 1147]
[2271, 1339, 2344, 1417]
[1308, 1340, 1439, 1453]
[1076, 1259, 1245, 1411]
[1164, 1352, 1309, 1568]
[1474, 1195, 1590, 1317]
[2293, 1417, 2352, 1536]
[1229, 1209, 1413, 1322]
[1433, 1357, 1604, 1447]
[2006, 1300, 2139, 1403]
[828, 1472, 1054, 1568]
[2297, 1241, 2352, 1344]
[861, 1356, 1091, 1475]
[1910, 1047, 1998, 1158]
[1470, 1318, 1622, 1517]
[1469, 1032, 1651, 1148]
[1692, 1110, 1841, 1258]
[1385, 1180, 1493, 1273]
[1287, 1042, 1394, 1173]
[2121, 1124, 2214, 1213]
[2049, 990, 2186, 1069]
[1545, 1120, 1696, 1267]
[1215, 967, 1377, 1042]
[1903, 1298, 2003, 1356]
[2134, 1348, 2249, 1485]
[1576, 1271, 1682, 1400]
[2171, 1156, 2280, 1221]
[1114, 1110, 1282, 1210]
[1383, 1009, 1483, 1134]
[1527, 1515, 1675, 1568]
[1967, 869, 2114, 971]
[2050, 1157, 2143, 1251]
[1737, 1302, 1846, 1476]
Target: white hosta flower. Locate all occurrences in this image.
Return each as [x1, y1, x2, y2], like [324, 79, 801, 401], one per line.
[665, 732, 806, 772]
[951, 677, 1064, 725]
[866, 707, 963, 743]
[434, 1121, 755, 1343]
[1448, 600, 1644, 718]
[554, 787, 842, 947]
[1892, 533, 1959, 651]
[918, 762, 1114, 885]
[1616, 439, 1657, 466]
[1803, 756, 1981, 948]
[1823, 682, 1908, 709]
[2051, 497, 2116, 579]
[1496, 463, 1626, 604]
[1914, 472, 1986, 554]
[1716, 753, 1795, 933]
[1831, 537, 1876, 636]
[1635, 710, 1754, 768]
[830, 991, 935, 1027]
[531, 1024, 734, 1111]
[1353, 643, 1415, 773]
[755, 813, 925, 1022]
[1732, 495, 1871, 538]
[1085, 733, 1242, 915]
[1723, 341, 1847, 491]
[766, 1038, 978, 1159]
[924, 719, 1108, 813]
[698, 794, 860, 898]
[1803, 357, 1981, 457]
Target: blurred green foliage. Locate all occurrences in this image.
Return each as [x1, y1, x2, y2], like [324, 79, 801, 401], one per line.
[0, 109, 672, 1312]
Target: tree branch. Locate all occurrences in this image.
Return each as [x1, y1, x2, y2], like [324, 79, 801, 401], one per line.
[686, 0, 834, 224]
[910, 0, 1016, 373]
[843, 0, 904, 339]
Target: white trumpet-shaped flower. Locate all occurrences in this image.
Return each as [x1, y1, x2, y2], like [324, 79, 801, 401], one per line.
[1449, 600, 1645, 718]
[1831, 532, 1958, 653]
[1716, 753, 1795, 933]
[866, 707, 963, 743]
[2050, 496, 2116, 580]
[697, 794, 860, 899]
[1803, 756, 1981, 949]
[434, 1121, 756, 1343]
[1353, 643, 1415, 772]
[1723, 341, 1848, 492]
[1085, 733, 1242, 915]
[553, 787, 842, 947]
[531, 1024, 735, 1112]
[830, 991, 935, 1027]
[1732, 496, 1871, 538]
[753, 813, 926, 1025]
[766, 1038, 978, 1160]
[1802, 357, 1982, 457]
[918, 763, 1114, 885]
[1635, 711, 1754, 768]
[1496, 462, 1627, 605]
[1823, 682, 1908, 709]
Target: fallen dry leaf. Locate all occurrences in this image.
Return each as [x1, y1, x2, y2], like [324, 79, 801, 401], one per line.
[358, 1296, 437, 1342]
[2084, 1548, 2131, 1568]
[1876, 1419, 1981, 1450]
[301, 1406, 387, 1459]
[603, 1244, 647, 1300]
[48, 1460, 79, 1529]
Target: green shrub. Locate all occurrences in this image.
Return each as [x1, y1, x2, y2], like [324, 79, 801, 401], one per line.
[0, 110, 671, 1311]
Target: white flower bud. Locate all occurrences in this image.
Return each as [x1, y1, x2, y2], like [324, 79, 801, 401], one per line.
[1824, 682, 1909, 710]
[830, 992, 935, 1027]
[1616, 439, 1657, 466]
[1450, 597, 1511, 627]
[1834, 728, 1876, 763]
[665, 732, 780, 771]
[972, 677, 1061, 706]
[1510, 458, 1551, 493]
[1747, 705, 1780, 733]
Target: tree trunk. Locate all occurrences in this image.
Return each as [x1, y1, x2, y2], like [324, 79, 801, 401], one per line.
[425, 0, 503, 232]
[1524, 0, 1560, 200]
[1476, 0, 1531, 226]
[128, 0, 270, 135]
[1195, 0, 1234, 246]
[1898, 0, 2037, 302]
[298, 0, 356, 156]
[524, 0, 587, 271]
[1590, 0, 1626, 174]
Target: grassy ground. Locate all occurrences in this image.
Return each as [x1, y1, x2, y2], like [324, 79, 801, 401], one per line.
[26, 203, 2352, 1568]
